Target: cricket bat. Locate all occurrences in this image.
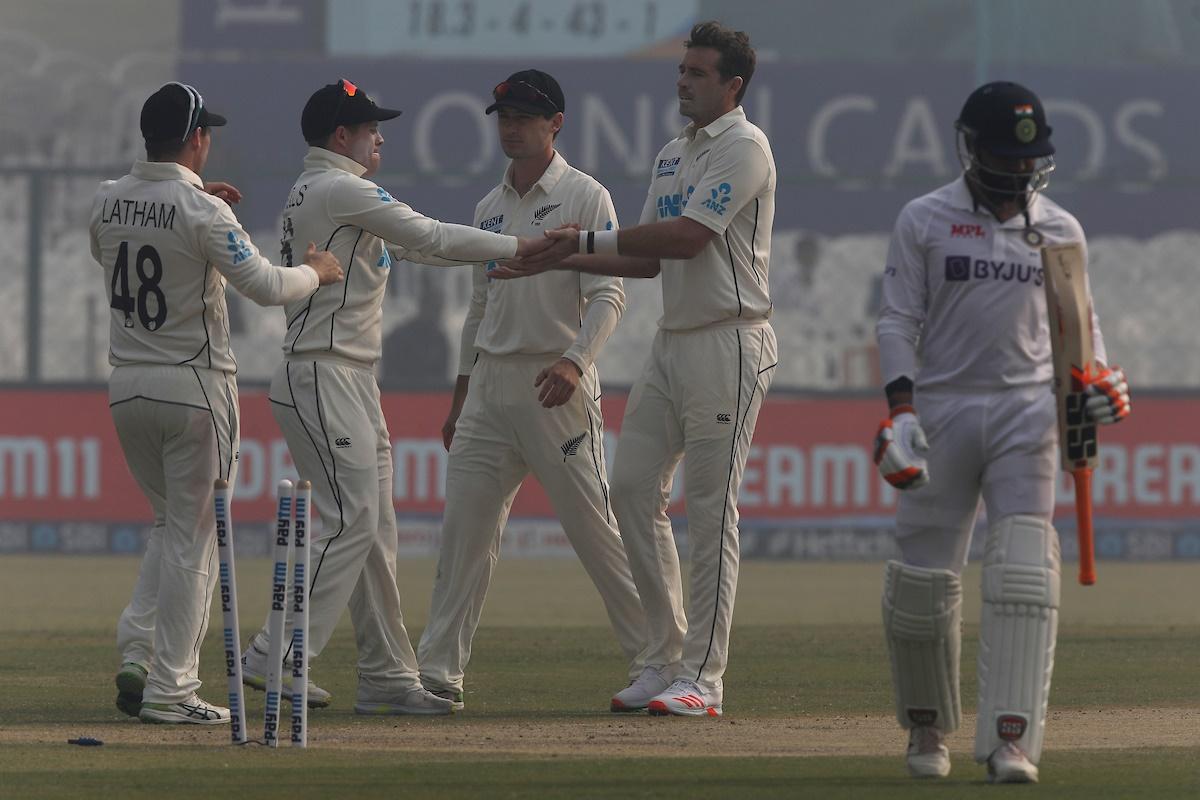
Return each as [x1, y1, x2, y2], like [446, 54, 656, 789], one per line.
[1041, 242, 1099, 585]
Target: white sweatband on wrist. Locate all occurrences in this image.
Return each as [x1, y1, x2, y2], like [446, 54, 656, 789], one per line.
[579, 229, 619, 256]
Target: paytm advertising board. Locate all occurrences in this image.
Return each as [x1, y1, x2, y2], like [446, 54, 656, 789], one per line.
[2, 390, 1197, 560]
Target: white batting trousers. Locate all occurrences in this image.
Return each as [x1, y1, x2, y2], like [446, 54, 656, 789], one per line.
[610, 322, 777, 695]
[112, 365, 239, 704]
[259, 358, 423, 689]
[419, 353, 650, 693]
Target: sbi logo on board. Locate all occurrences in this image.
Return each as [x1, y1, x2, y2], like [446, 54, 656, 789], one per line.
[944, 256, 1044, 286]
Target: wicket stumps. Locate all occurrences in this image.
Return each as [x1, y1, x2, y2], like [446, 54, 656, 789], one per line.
[213, 478, 312, 748]
[290, 480, 311, 747]
[214, 479, 247, 745]
[264, 480, 293, 748]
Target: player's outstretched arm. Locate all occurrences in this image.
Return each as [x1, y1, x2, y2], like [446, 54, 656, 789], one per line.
[302, 242, 345, 285]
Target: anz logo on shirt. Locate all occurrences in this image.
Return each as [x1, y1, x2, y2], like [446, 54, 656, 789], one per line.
[376, 188, 395, 203]
[701, 183, 733, 216]
[226, 231, 252, 264]
[657, 185, 694, 218]
[944, 255, 1044, 286]
[377, 248, 392, 269]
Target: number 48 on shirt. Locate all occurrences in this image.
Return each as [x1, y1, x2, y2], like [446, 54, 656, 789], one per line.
[109, 240, 168, 331]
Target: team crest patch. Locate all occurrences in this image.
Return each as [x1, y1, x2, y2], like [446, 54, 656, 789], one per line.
[561, 432, 587, 461]
[1015, 118, 1037, 144]
[532, 203, 561, 224]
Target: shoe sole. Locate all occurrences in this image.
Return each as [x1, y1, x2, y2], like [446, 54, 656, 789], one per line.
[243, 674, 332, 708]
[115, 668, 146, 717]
[610, 699, 646, 712]
[647, 701, 723, 717]
[139, 710, 230, 725]
[353, 702, 456, 716]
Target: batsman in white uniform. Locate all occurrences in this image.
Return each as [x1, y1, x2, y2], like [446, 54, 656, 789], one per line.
[240, 80, 577, 716]
[497, 22, 777, 717]
[416, 70, 650, 710]
[91, 83, 343, 725]
[873, 82, 1131, 782]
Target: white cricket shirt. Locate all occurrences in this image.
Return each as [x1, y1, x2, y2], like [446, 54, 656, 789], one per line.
[458, 152, 623, 375]
[281, 147, 519, 368]
[90, 160, 319, 373]
[877, 176, 1108, 391]
[639, 106, 776, 330]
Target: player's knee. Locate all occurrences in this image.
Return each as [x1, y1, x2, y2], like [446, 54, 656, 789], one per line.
[982, 515, 1060, 608]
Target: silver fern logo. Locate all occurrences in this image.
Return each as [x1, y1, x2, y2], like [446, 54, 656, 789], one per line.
[532, 203, 562, 223]
[560, 432, 587, 461]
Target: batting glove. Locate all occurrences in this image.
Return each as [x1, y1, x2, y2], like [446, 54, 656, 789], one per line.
[873, 405, 930, 490]
[1085, 365, 1131, 425]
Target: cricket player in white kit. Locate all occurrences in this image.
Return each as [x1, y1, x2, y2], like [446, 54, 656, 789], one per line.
[498, 22, 777, 717]
[874, 82, 1131, 782]
[239, 80, 577, 715]
[92, 83, 344, 725]
[416, 70, 650, 710]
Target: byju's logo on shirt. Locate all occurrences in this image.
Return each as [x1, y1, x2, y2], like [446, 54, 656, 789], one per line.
[532, 203, 561, 224]
[657, 185, 694, 218]
[480, 214, 504, 232]
[702, 183, 733, 216]
[945, 255, 1044, 286]
[656, 157, 681, 178]
[226, 231, 252, 264]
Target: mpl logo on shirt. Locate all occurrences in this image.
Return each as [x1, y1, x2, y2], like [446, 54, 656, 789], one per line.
[945, 255, 1045, 285]
[950, 223, 986, 238]
[656, 157, 681, 178]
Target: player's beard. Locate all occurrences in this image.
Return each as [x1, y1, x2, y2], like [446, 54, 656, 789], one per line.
[966, 166, 1031, 212]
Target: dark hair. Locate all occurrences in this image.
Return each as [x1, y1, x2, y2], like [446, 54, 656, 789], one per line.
[305, 119, 373, 148]
[144, 128, 206, 161]
[685, 20, 756, 104]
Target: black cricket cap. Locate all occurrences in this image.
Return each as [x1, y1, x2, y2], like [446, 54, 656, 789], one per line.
[956, 81, 1054, 158]
[485, 69, 564, 116]
[140, 82, 227, 144]
[301, 79, 402, 142]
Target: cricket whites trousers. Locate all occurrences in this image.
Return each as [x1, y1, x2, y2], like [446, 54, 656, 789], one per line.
[113, 364, 239, 704]
[419, 353, 650, 693]
[610, 321, 777, 696]
[260, 357, 424, 689]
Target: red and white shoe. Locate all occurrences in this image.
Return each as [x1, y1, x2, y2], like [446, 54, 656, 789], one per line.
[647, 679, 722, 717]
[987, 742, 1039, 784]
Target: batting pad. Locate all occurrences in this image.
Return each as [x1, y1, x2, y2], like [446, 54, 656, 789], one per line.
[974, 515, 1061, 764]
[882, 560, 963, 732]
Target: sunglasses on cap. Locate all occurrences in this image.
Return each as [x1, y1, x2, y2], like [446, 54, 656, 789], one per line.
[492, 80, 560, 113]
[332, 78, 359, 125]
[164, 81, 206, 143]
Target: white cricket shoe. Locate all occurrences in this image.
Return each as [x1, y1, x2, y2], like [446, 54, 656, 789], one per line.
[354, 684, 457, 716]
[647, 678, 723, 717]
[139, 694, 230, 725]
[906, 726, 951, 778]
[242, 638, 332, 708]
[611, 666, 669, 712]
[423, 686, 466, 711]
[987, 742, 1039, 783]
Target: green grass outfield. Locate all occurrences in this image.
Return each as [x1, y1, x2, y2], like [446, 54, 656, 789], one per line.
[0, 556, 1196, 798]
